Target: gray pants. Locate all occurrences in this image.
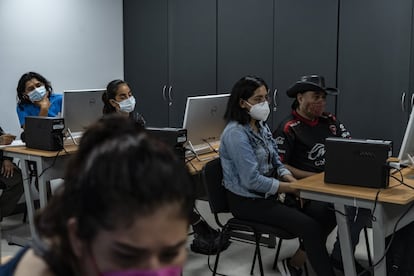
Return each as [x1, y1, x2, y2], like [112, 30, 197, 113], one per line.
[0, 166, 24, 218]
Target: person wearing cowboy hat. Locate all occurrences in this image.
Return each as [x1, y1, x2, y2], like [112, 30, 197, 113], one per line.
[275, 75, 349, 177]
[273, 75, 372, 275]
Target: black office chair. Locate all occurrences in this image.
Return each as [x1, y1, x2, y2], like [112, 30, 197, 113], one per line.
[202, 158, 305, 276]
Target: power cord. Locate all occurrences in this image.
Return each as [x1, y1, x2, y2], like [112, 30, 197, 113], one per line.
[366, 200, 414, 272]
[359, 165, 414, 272]
[38, 149, 62, 178]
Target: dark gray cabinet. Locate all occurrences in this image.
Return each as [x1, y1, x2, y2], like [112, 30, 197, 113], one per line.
[124, 0, 168, 127]
[124, 1, 414, 153]
[216, 0, 339, 130]
[124, 0, 216, 128]
[217, 0, 274, 93]
[337, 0, 413, 154]
[272, 0, 339, 130]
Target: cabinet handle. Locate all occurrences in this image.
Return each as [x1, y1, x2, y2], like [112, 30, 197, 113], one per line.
[401, 92, 406, 112]
[162, 85, 167, 101]
[411, 93, 414, 110]
[168, 86, 173, 106]
[273, 88, 278, 112]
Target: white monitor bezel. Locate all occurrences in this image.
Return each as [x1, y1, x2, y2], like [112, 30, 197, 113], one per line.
[182, 93, 230, 152]
[398, 108, 414, 165]
[62, 88, 106, 134]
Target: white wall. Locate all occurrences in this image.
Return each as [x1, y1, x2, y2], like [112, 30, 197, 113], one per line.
[0, 0, 124, 136]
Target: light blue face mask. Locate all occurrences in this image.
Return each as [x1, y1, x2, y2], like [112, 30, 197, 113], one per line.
[27, 86, 47, 102]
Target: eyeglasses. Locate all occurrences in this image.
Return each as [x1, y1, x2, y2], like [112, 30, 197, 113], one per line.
[247, 94, 271, 104]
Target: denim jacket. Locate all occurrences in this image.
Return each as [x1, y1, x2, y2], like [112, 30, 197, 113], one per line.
[219, 120, 292, 198]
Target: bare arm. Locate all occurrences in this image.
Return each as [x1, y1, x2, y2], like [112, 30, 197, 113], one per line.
[284, 164, 317, 180]
[278, 181, 298, 195]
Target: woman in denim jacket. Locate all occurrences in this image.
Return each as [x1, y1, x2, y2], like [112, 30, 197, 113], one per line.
[219, 76, 335, 276]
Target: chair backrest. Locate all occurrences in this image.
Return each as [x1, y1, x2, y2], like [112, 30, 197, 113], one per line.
[202, 157, 230, 214]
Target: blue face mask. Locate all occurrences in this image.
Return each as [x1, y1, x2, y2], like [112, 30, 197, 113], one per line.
[27, 86, 47, 102]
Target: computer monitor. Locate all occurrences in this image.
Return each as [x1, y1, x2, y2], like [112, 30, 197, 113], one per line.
[62, 89, 106, 134]
[398, 109, 414, 166]
[182, 93, 230, 155]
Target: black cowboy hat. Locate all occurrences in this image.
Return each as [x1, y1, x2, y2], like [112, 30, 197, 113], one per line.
[286, 75, 339, 98]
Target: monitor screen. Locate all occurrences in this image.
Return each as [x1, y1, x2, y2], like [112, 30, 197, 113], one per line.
[398, 109, 414, 165]
[182, 93, 230, 154]
[62, 89, 106, 133]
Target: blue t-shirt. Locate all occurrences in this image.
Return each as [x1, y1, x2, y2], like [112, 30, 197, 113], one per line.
[16, 94, 63, 127]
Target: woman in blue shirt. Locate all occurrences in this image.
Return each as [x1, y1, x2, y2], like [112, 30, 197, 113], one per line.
[16, 72, 62, 128]
[220, 76, 335, 276]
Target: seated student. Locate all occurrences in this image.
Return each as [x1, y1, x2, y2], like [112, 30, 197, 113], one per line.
[219, 75, 336, 276]
[16, 72, 62, 129]
[102, 79, 146, 126]
[15, 72, 62, 191]
[273, 75, 371, 275]
[0, 115, 195, 276]
[102, 79, 230, 255]
[0, 128, 24, 219]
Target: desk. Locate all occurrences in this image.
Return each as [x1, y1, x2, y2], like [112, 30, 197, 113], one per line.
[3, 144, 214, 237]
[291, 169, 414, 276]
[186, 151, 219, 175]
[2, 145, 77, 236]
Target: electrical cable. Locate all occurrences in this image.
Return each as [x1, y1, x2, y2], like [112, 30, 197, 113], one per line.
[360, 166, 414, 271]
[38, 149, 62, 178]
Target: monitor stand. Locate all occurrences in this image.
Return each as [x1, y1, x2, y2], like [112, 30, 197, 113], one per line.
[64, 128, 82, 146]
[186, 140, 218, 162]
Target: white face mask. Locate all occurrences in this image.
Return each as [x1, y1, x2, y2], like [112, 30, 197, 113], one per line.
[246, 101, 270, 121]
[118, 96, 136, 113]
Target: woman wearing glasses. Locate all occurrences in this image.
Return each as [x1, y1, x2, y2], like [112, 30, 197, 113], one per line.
[219, 75, 335, 276]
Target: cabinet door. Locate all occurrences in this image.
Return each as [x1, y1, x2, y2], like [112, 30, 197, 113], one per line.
[271, 0, 339, 130]
[168, 0, 217, 127]
[217, 0, 274, 93]
[337, 0, 412, 154]
[124, 0, 169, 127]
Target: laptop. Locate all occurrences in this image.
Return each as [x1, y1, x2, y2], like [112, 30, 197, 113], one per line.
[324, 137, 392, 188]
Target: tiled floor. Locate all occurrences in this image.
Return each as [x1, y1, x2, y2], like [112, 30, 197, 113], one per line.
[0, 200, 373, 275]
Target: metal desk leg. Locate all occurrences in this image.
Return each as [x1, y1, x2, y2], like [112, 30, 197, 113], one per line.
[36, 158, 48, 208]
[22, 160, 36, 237]
[372, 204, 386, 276]
[334, 203, 356, 276]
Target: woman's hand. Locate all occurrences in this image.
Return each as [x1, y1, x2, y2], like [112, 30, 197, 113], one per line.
[1, 159, 15, 178]
[0, 134, 16, 145]
[37, 94, 51, 116]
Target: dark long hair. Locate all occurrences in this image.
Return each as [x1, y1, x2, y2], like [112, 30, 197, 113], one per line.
[224, 75, 269, 124]
[16, 72, 53, 108]
[35, 115, 195, 275]
[102, 79, 128, 114]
